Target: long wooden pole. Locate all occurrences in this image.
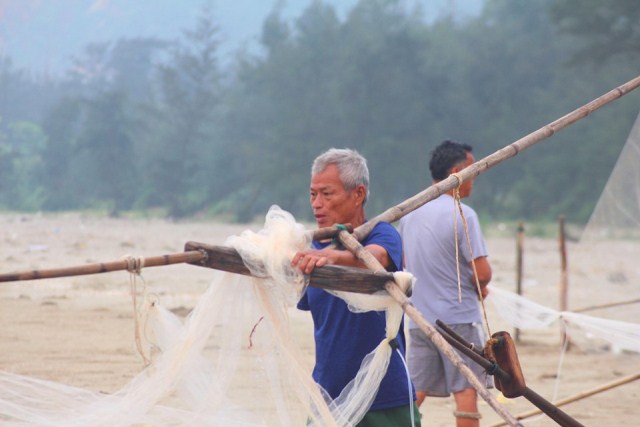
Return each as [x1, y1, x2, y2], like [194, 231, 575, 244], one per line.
[4, 76, 640, 286]
[354, 75, 640, 241]
[0, 242, 400, 296]
[183, 241, 396, 294]
[0, 224, 352, 284]
[574, 298, 640, 313]
[0, 251, 206, 282]
[489, 372, 640, 427]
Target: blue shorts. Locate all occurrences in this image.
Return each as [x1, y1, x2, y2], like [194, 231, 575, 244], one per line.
[408, 324, 493, 397]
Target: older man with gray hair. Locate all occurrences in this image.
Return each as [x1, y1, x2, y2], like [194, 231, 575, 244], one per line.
[292, 148, 420, 426]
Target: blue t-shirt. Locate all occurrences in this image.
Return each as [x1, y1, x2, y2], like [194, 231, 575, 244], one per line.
[297, 222, 414, 410]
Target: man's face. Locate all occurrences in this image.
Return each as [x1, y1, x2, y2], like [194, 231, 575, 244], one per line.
[456, 152, 476, 198]
[309, 164, 362, 228]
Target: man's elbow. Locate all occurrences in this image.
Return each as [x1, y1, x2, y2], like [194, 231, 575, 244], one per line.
[478, 271, 492, 287]
[474, 257, 492, 287]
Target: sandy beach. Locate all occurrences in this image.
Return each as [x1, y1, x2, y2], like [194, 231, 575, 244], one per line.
[1, 212, 638, 426]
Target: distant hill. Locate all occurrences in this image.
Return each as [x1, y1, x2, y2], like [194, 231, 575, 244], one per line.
[0, 0, 481, 76]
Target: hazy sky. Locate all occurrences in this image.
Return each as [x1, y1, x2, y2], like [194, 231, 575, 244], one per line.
[0, 0, 480, 75]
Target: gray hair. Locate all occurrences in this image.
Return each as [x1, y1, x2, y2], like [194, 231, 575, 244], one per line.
[311, 148, 370, 203]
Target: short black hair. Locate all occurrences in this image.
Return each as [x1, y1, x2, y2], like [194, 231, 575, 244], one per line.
[429, 140, 473, 181]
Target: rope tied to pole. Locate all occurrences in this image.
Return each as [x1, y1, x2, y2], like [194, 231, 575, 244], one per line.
[450, 172, 464, 187]
[123, 254, 151, 366]
[124, 255, 145, 275]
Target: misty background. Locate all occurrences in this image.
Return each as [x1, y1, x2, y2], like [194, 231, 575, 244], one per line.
[0, 0, 638, 224]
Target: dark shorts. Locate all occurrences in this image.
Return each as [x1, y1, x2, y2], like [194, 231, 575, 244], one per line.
[356, 404, 421, 427]
[408, 324, 493, 397]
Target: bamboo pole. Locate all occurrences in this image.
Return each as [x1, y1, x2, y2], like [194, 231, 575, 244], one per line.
[0, 251, 206, 282]
[0, 242, 398, 295]
[335, 230, 524, 427]
[0, 224, 352, 284]
[4, 76, 640, 285]
[489, 371, 640, 427]
[4, 75, 640, 286]
[574, 298, 640, 313]
[353, 75, 640, 241]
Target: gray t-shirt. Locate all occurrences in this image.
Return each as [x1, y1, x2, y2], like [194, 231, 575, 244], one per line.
[399, 194, 488, 327]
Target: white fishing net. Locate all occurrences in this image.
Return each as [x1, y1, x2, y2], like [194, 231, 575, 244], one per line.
[0, 205, 413, 426]
[581, 112, 640, 241]
[489, 112, 640, 355]
[487, 285, 640, 353]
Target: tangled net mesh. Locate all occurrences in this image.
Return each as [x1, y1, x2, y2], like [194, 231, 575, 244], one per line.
[0, 205, 413, 427]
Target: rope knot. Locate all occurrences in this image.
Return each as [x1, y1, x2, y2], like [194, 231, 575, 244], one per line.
[123, 255, 145, 275]
[450, 172, 464, 188]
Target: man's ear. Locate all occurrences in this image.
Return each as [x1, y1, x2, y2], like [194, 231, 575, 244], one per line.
[354, 185, 367, 205]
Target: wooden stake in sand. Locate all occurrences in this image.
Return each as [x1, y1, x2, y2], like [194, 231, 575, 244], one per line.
[515, 221, 525, 343]
[558, 214, 571, 348]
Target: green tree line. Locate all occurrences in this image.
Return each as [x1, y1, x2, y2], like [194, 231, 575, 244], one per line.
[0, 0, 638, 223]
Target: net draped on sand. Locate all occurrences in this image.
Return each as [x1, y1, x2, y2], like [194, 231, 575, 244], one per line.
[0, 206, 414, 427]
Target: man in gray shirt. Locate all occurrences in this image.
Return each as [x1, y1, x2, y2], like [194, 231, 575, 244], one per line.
[399, 140, 492, 427]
